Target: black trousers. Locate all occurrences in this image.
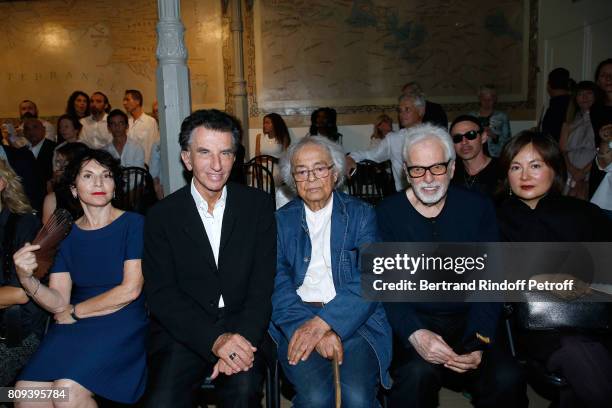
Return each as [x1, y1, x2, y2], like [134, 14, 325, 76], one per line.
[388, 313, 527, 408]
[143, 326, 265, 408]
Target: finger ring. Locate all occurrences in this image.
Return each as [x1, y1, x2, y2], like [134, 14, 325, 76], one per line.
[229, 352, 237, 361]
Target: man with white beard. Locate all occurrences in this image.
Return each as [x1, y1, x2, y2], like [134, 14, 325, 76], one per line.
[375, 123, 526, 408]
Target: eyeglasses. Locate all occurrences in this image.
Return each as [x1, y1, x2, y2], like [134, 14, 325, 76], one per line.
[293, 164, 334, 182]
[405, 161, 451, 178]
[452, 130, 480, 144]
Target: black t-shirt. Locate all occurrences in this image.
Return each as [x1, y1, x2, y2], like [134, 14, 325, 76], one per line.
[451, 157, 501, 198]
[0, 208, 46, 338]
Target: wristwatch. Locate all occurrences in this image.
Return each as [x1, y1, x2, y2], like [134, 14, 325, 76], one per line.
[70, 305, 81, 321]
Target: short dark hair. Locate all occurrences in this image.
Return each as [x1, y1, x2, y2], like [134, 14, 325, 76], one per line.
[548, 67, 571, 90]
[56, 142, 89, 163]
[62, 148, 124, 205]
[107, 109, 129, 126]
[92, 91, 112, 113]
[178, 109, 242, 152]
[56, 114, 83, 138]
[125, 89, 143, 107]
[449, 114, 482, 133]
[497, 130, 566, 197]
[66, 91, 90, 117]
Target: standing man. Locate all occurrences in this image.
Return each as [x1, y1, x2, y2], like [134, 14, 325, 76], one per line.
[376, 124, 526, 408]
[80, 91, 113, 149]
[541, 67, 572, 142]
[450, 115, 500, 197]
[347, 93, 425, 191]
[401, 82, 448, 128]
[103, 109, 145, 168]
[15, 100, 57, 145]
[123, 89, 159, 165]
[143, 109, 276, 408]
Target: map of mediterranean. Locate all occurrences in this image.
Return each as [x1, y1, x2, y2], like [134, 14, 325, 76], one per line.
[255, 0, 527, 110]
[0, 0, 224, 117]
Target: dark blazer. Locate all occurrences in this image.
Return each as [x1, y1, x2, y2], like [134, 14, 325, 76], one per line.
[2, 145, 46, 213]
[143, 182, 276, 363]
[34, 139, 57, 184]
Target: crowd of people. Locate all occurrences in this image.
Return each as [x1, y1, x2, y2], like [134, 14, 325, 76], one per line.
[0, 58, 610, 408]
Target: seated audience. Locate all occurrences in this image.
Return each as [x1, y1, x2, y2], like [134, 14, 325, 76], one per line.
[559, 81, 599, 199]
[23, 118, 56, 187]
[123, 89, 159, 165]
[402, 81, 447, 128]
[542, 68, 572, 142]
[65, 91, 90, 120]
[256, 113, 291, 157]
[270, 136, 392, 407]
[369, 114, 393, 148]
[496, 131, 612, 407]
[0, 160, 43, 387]
[79, 91, 113, 149]
[42, 142, 89, 224]
[103, 109, 145, 168]
[450, 115, 500, 197]
[469, 84, 512, 158]
[347, 93, 425, 191]
[376, 124, 526, 408]
[307, 107, 343, 143]
[14, 149, 148, 405]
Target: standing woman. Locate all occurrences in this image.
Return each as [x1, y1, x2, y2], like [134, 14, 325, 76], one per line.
[559, 81, 599, 199]
[65, 91, 90, 120]
[255, 113, 291, 158]
[0, 160, 42, 387]
[496, 131, 612, 407]
[470, 84, 512, 158]
[13, 149, 148, 406]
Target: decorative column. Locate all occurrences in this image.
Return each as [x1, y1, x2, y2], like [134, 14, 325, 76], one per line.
[156, 0, 192, 194]
[229, 0, 250, 158]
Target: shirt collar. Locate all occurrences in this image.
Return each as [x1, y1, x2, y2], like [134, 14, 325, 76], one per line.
[191, 180, 227, 214]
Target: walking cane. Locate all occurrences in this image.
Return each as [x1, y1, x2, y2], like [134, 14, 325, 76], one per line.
[333, 350, 341, 408]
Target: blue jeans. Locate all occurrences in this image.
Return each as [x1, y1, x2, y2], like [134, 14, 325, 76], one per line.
[278, 332, 380, 408]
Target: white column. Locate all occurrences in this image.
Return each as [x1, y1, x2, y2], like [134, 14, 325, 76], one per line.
[156, 0, 192, 194]
[230, 0, 250, 158]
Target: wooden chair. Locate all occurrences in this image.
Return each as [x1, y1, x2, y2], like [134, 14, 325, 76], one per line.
[248, 155, 279, 176]
[118, 166, 158, 214]
[347, 160, 395, 205]
[243, 161, 276, 207]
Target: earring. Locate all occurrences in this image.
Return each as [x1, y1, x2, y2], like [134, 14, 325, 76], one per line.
[509, 187, 513, 196]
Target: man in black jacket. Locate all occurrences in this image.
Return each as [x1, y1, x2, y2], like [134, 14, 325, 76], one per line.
[142, 109, 276, 408]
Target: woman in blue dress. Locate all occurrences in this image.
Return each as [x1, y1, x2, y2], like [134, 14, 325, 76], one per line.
[13, 149, 147, 406]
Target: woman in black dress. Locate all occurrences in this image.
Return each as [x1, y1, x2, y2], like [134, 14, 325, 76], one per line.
[496, 130, 612, 407]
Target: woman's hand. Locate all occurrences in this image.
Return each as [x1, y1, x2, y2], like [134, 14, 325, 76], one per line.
[54, 305, 76, 324]
[13, 243, 41, 280]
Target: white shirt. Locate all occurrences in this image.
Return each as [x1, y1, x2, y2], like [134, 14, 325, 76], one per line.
[350, 128, 408, 191]
[148, 142, 161, 179]
[104, 139, 145, 168]
[191, 181, 227, 307]
[80, 114, 112, 149]
[128, 112, 159, 165]
[296, 195, 337, 303]
[591, 162, 612, 211]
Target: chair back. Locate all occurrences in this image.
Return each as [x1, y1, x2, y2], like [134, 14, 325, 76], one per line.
[243, 161, 276, 207]
[118, 166, 158, 214]
[248, 155, 279, 175]
[347, 160, 394, 205]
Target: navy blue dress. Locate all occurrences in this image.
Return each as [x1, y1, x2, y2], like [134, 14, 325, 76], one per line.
[19, 212, 148, 403]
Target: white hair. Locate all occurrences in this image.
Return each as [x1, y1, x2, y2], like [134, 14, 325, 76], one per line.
[402, 124, 456, 164]
[398, 93, 426, 110]
[279, 136, 346, 193]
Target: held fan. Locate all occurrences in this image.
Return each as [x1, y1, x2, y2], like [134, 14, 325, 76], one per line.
[32, 208, 74, 279]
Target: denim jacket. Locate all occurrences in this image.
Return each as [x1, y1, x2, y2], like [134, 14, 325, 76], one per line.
[269, 191, 391, 388]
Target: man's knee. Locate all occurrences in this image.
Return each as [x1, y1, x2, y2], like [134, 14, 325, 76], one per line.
[216, 367, 264, 404]
[293, 383, 333, 408]
[393, 357, 439, 388]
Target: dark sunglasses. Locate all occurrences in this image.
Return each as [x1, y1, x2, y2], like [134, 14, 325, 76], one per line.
[452, 130, 480, 144]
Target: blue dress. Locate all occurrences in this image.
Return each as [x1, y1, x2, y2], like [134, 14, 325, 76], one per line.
[19, 212, 148, 403]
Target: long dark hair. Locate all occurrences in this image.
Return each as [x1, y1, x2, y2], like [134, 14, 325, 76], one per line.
[264, 113, 291, 148]
[309, 107, 341, 142]
[56, 114, 83, 145]
[65, 91, 90, 118]
[497, 130, 566, 197]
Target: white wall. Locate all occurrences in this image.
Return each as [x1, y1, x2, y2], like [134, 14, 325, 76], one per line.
[247, 120, 535, 159]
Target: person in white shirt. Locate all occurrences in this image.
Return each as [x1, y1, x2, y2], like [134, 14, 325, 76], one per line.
[123, 89, 159, 165]
[14, 100, 57, 145]
[346, 93, 425, 191]
[80, 91, 113, 149]
[103, 109, 145, 168]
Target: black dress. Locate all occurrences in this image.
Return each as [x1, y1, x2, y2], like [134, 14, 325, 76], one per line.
[497, 194, 612, 406]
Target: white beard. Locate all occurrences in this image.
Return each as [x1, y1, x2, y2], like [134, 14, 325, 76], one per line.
[412, 180, 449, 205]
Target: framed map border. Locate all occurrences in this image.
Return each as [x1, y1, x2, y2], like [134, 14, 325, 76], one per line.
[243, 0, 538, 117]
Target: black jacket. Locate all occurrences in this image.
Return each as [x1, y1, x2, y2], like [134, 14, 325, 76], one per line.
[143, 182, 276, 362]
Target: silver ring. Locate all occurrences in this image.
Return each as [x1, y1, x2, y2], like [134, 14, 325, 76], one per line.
[229, 352, 237, 361]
